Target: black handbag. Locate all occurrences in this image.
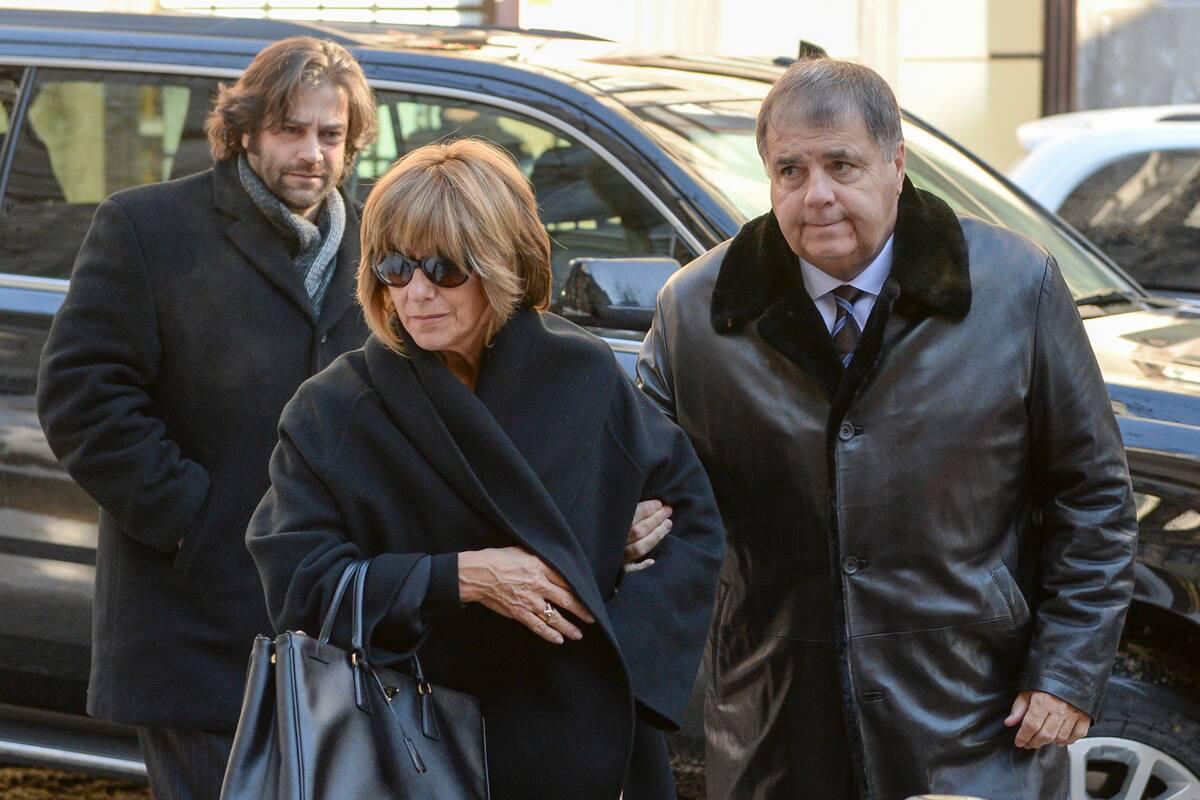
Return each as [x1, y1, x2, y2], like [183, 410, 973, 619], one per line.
[220, 559, 490, 799]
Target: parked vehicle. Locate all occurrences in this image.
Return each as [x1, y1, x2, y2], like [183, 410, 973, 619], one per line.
[0, 10, 1197, 798]
[1009, 107, 1200, 297]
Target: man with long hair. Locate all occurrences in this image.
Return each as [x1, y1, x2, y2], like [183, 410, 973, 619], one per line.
[37, 37, 377, 798]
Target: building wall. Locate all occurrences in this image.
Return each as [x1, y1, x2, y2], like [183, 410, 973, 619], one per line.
[892, 0, 1044, 169]
[519, 0, 1045, 169]
[1, 0, 1048, 169]
[1077, 0, 1200, 109]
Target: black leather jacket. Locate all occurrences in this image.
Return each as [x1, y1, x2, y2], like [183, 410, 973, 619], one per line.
[637, 180, 1137, 800]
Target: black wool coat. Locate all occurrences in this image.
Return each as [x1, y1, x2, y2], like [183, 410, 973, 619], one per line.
[639, 179, 1137, 800]
[36, 158, 369, 730]
[246, 310, 725, 800]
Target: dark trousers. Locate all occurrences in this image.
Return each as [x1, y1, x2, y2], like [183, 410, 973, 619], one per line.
[136, 726, 234, 800]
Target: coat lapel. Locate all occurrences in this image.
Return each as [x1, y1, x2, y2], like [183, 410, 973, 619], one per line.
[362, 329, 614, 631]
[214, 159, 363, 328]
[713, 209, 843, 400]
[473, 311, 611, 506]
[213, 159, 315, 322]
[710, 177, 972, 404]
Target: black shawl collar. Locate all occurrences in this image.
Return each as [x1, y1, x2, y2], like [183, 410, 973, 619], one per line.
[212, 158, 360, 330]
[362, 311, 619, 638]
[709, 176, 971, 403]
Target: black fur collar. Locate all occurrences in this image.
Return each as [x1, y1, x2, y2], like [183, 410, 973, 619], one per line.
[711, 176, 971, 333]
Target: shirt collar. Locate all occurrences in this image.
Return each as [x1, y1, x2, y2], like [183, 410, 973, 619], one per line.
[799, 234, 895, 301]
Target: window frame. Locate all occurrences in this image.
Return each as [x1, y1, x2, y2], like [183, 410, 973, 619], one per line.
[0, 63, 30, 206]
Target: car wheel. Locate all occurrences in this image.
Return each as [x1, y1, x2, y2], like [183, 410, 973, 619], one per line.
[1068, 676, 1200, 799]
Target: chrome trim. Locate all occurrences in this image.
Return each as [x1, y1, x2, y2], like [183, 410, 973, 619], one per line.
[0, 56, 243, 80]
[0, 275, 69, 293]
[0, 739, 146, 778]
[602, 337, 644, 354]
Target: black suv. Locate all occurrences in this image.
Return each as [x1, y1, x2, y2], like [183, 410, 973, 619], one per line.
[0, 10, 1197, 798]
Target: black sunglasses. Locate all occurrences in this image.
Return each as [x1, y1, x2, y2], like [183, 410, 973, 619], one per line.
[372, 252, 472, 289]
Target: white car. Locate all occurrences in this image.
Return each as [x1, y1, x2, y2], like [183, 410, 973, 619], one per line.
[1009, 106, 1200, 295]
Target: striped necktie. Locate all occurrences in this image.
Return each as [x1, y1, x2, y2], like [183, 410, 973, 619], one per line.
[831, 285, 864, 367]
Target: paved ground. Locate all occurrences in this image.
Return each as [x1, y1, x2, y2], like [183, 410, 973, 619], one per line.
[0, 763, 703, 799]
[0, 767, 150, 799]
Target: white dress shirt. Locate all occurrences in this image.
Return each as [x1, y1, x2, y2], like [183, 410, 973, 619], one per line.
[799, 235, 895, 334]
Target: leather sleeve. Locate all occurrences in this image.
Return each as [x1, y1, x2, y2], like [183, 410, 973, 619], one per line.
[604, 373, 725, 730]
[36, 197, 209, 554]
[635, 296, 679, 421]
[1021, 256, 1138, 718]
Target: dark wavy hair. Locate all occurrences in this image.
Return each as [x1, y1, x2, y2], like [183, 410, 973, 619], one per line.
[205, 37, 377, 177]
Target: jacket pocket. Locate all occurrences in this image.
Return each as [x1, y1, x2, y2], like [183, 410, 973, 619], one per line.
[172, 489, 214, 577]
[989, 562, 1031, 630]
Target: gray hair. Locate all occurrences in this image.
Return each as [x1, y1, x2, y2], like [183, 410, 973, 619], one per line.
[756, 58, 903, 161]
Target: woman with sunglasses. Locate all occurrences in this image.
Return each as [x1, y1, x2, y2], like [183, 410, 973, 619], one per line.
[246, 139, 724, 800]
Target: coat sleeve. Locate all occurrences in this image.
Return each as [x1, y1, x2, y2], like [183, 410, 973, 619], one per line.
[635, 295, 678, 421]
[1022, 256, 1137, 718]
[35, 197, 209, 554]
[246, 387, 460, 654]
[604, 373, 724, 730]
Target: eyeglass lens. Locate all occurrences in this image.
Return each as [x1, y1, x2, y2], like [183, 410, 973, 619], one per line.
[375, 254, 470, 288]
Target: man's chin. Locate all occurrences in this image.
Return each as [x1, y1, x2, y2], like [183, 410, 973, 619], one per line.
[279, 188, 331, 215]
[798, 248, 864, 277]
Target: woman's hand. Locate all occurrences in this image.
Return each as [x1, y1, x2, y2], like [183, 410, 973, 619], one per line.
[459, 547, 594, 644]
[624, 499, 673, 572]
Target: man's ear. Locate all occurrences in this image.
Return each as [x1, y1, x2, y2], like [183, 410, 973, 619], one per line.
[893, 140, 907, 193]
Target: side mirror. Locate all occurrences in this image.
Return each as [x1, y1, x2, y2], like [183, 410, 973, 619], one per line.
[559, 257, 680, 333]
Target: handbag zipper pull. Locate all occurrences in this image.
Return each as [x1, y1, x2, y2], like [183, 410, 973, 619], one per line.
[404, 736, 427, 774]
[351, 649, 372, 713]
[418, 681, 440, 740]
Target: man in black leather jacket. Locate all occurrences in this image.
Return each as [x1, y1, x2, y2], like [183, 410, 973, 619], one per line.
[637, 57, 1137, 800]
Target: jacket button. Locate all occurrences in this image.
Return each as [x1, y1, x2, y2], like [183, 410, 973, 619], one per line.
[320, 334, 329, 344]
[838, 422, 855, 441]
[842, 556, 860, 575]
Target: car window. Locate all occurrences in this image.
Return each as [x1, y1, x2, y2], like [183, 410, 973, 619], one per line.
[636, 98, 769, 220]
[1058, 150, 1200, 292]
[899, 125, 1141, 301]
[356, 92, 692, 311]
[629, 86, 1138, 303]
[0, 69, 219, 281]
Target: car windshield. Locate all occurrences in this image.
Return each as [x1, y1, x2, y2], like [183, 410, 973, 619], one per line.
[632, 95, 1139, 301]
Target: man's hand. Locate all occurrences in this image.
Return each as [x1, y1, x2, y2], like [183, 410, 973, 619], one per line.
[1004, 690, 1091, 749]
[624, 499, 673, 572]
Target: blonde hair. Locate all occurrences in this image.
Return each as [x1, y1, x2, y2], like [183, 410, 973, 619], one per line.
[357, 138, 553, 354]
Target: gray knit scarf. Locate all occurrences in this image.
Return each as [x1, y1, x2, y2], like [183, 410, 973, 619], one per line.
[237, 154, 345, 316]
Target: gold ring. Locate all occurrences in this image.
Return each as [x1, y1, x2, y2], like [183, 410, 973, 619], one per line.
[541, 603, 557, 623]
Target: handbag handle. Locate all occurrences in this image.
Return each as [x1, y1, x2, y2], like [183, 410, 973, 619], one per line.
[346, 560, 427, 678]
[314, 559, 441, 742]
[316, 559, 363, 645]
[351, 557, 368, 657]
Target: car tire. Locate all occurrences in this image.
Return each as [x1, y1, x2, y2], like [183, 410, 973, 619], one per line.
[1069, 675, 1200, 799]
